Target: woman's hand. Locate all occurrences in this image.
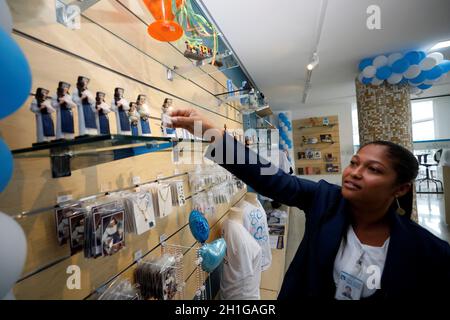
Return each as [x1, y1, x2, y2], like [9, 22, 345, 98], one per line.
[169, 108, 223, 139]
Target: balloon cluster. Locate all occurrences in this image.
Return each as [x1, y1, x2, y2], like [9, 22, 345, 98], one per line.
[0, 0, 30, 300]
[278, 113, 292, 150]
[0, 1, 32, 192]
[358, 50, 450, 94]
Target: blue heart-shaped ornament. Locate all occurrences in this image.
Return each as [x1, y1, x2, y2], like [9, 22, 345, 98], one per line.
[198, 238, 226, 273]
[189, 210, 210, 243]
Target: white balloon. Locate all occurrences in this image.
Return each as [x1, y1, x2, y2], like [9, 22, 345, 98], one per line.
[428, 52, 444, 64]
[357, 72, 364, 82]
[373, 55, 388, 67]
[0, 0, 13, 34]
[423, 79, 437, 85]
[280, 140, 285, 146]
[409, 86, 421, 94]
[362, 65, 376, 78]
[387, 73, 403, 84]
[371, 77, 384, 85]
[420, 56, 437, 71]
[388, 53, 403, 66]
[282, 126, 288, 132]
[408, 80, 421, 87]
[435, 72, 448, 83]
[0, 212, 27, 299]
[404, 65, 421, 79]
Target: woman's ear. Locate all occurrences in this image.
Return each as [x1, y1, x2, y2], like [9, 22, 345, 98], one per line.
[394, 182, 411, 198]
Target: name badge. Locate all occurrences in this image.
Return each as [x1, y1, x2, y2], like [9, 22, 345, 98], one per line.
[335, 271, 364, 300]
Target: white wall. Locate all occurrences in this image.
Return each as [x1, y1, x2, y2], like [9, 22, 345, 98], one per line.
[291, 102, 355, 185]
[433, 96, 450, 140]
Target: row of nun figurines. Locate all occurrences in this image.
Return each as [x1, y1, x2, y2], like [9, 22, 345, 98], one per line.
[30, 76, 182, 144]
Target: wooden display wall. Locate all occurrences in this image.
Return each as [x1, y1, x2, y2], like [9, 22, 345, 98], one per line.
[292, 116, 341, 175]
[0, 0, 246, 300]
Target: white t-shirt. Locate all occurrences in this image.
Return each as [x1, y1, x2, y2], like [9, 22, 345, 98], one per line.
[220, 219, 262, 300]
[333, 226, 390, 299]
[239, 200, 272, 271]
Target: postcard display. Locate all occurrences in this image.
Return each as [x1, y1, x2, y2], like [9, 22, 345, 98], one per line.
[292, 115, 342, 175]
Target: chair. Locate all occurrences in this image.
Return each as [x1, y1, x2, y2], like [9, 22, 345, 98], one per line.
[416, 152, 443, 193]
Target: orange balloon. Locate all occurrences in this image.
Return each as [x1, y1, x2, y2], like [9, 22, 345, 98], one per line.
[143, 0, 184, 42]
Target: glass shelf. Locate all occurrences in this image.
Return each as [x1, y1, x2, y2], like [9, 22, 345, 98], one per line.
[13, 135, 208, 178]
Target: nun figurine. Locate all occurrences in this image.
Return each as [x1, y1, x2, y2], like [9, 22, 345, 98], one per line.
[136, 94, 152, 137]
[111, 88, 131, 135]
[30, 88, 56, 144]
[53, 81, 76, 140]
[73, 76, 98, 136]
[161, 98, 176, 138]
[95, 92, 112, 135]
[128, 102, 141, 137]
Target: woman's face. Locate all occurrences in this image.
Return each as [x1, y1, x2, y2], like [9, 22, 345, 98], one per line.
[341, 144, 400, 205]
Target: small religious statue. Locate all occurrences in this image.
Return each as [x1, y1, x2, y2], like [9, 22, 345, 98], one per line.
[161, 98, 176, 138]
[95, 92, 112, 135]
[136, 94, 152, 137]
[111, 88, 130, 135]
[53, 81, 76, 140]
[30, 87, 56, 144]
[128, 102, 140, 136]
[73, 76, 98, 136]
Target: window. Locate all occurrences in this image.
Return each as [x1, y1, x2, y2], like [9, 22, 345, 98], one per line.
[411, 100, 435, 142]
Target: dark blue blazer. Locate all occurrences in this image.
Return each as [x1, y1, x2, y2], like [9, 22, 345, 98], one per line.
[207, 134, 450, 299]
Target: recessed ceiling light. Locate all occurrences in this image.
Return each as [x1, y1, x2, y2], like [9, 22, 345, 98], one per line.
[429, 40, 450, 51]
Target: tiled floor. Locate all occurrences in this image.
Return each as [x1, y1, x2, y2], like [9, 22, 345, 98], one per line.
[417, 193, 450, 243]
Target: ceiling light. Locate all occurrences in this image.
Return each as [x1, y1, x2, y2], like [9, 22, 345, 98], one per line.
[307, 53, 319, 70]
[429, 40, 450, 51]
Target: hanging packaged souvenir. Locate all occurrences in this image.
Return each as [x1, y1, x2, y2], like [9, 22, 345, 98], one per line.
[135, 253, 182, 300]
[30, 87, 56, 144]
[123, 191, 156, 235]
[73, 76, 98, 136]
[53, 81, 76, 140]
[156, 183, 173, 218]
[98, 279, 141, 300]
[111, 88, 131, 135]
[55, 203, 82, 246]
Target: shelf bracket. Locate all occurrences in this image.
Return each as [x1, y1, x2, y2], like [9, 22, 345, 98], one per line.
[56, 0, 101, 30]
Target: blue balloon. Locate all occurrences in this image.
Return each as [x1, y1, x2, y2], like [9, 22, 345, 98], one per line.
[425, 65, 443, 80]
[404, 51, 422, 65]
[362, 77, 373, 85]
[198, 238, 226, 273]
[0, 139, 13, 192]
[439, 60, 450, 73]
[418, 84, 432, 90]
[391, 58, 410, 73]
[376, 66, 392, 80]
[189, 210, 210, 243]
[0, 29, 32, 120]
[359, 58, 373, 71]
[418, 51, 427, 61]
[410, 72, 427, 84]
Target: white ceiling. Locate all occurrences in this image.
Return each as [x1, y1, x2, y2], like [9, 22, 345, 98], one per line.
[201, 0, 450, 110]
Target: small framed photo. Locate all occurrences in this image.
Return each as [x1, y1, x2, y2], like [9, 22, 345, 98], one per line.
[306, 150, 314, 160]
[320, 134, 333, 143]
[101, 211, 125, 256]
[325, 153, 334, 162]
[298, 152, 306, 160]
[314, 151, 322, 159]
[297, 167, 304, 175]
[69, 213, 85, 255]
[313, 167, 321, 174]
